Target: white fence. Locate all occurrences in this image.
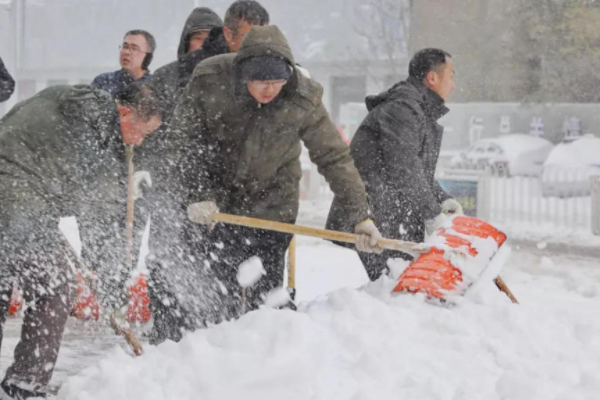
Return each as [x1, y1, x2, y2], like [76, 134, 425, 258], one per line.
[478, 168, 600, 234]
[300, 165, 600, 236]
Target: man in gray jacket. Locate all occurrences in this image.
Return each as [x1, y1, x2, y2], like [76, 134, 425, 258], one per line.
[327, 48, 462, 281]
[0, 82, 160, 399]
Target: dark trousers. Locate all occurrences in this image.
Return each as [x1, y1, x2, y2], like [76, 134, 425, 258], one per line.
[201, 224, 292, 318]
[0, 239, 71, 394]
[148, 222, 292, 344]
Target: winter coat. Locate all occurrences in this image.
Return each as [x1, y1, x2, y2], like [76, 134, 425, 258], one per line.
[152, 24, 228, 126]
[326, 76, 451, 243]
[166, 25, 369, 226]
[0, 56, 15, 102]
[140, 10, 228, 202]
[91, 68, 152, 97]
[0, 85, 128, 300]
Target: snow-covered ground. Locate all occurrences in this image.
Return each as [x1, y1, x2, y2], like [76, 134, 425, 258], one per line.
[1, 201, 599, 399]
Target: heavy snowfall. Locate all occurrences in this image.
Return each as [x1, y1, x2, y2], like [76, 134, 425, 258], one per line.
[1, 1, 600, 400]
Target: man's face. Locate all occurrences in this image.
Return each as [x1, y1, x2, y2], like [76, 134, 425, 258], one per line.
[224, 20, 259, 52]
[119, 35, 149, 72]
[246, 79, 287, 104]
[188, 30, 210, 53]
[118, 106, 161, 146]
[425, 57, 456, 102]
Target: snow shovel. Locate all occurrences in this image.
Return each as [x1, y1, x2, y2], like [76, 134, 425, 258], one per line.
[59, 233, 144, 356]
[393, 215, 518, 304]
[124, 145, 152, 323]
[188, 210, 517, 303]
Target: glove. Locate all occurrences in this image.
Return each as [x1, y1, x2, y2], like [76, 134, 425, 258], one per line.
[425, 213, 449, 236]
[441, 198, 464, 216]
[132, 171, 152, 200]
[354, 219, 383, 254]
[188, 201, 219, 226]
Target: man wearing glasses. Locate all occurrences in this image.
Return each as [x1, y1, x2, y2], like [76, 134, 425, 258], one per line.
[92, 30, 156, 97]
[159, 25, 382, 329]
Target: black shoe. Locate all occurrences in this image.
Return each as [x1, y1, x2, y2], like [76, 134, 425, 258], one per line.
[0, 380, 46, 399]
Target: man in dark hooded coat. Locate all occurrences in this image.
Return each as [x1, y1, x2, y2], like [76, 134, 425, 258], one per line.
[145, 0, 271, 345]
[151, 7, 225, 124]
[148, 25, 383, 342]
[327, 48, 463, 281]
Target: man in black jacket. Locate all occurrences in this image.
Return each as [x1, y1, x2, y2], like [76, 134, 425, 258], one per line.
[0, 82, 160, 399]
[327, 48, 463, 281]
[0, 56, 15, 103]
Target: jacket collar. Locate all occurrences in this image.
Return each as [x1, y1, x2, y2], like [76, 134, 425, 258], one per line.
[406, 76, 449, 121]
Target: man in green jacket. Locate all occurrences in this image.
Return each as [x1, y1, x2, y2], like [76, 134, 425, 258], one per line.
[163, 25, 382, 326]
[0, 82, 160, 399]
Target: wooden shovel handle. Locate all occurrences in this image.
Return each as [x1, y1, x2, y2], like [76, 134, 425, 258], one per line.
[212, 213, 422, 254]
[109, 314, 144, 356]
[125, 145, 135, 269]
[494, 276, 519, 304]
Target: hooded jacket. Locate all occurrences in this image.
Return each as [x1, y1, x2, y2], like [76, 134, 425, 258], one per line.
[326, 76, 451, 243]
[166, 25, 369, 226]
[0, 56, 15, 102]
[0, 85, 128, 297]
[152, 8, 226, 124]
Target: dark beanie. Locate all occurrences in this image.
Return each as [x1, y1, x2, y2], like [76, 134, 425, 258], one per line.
[240, 56, 292, 81]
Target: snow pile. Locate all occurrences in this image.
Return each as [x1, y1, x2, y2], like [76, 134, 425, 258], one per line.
[57, 273, 600, 400]
[544, 135, 600, 167]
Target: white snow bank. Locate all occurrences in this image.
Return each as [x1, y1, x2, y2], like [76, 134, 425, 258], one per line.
[544, 135, 600, 167]
[57, 273, 600, 400]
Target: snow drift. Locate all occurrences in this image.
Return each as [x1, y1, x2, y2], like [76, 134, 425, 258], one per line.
[57, 274, 600, 400]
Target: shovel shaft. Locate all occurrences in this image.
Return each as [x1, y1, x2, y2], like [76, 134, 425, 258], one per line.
[211, 213, 421, 254]
[494, 276, 519, 304]
[125, 145, 135, 268]
[109, 315, 144, 356]
[287, 235, 296, 290]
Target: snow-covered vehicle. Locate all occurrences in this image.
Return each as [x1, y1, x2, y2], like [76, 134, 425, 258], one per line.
[449, 134, 554, 177]
[541, 134, 600, 198]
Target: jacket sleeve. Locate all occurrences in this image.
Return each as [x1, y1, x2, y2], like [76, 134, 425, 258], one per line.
[378, 100, 442, 220]
[90, 74, 107, 91]
[299, 102, 369, 227]
[165, 76, 217, 205]
[432, 180, 452, 204]
[0, 57, 15, 103]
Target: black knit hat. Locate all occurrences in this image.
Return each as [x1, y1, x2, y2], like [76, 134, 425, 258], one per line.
[240, 55, 292, 81]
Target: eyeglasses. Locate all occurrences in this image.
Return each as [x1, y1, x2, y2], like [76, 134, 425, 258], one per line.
[248, 80, 288, 89]
[119, 44, 147, 55]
